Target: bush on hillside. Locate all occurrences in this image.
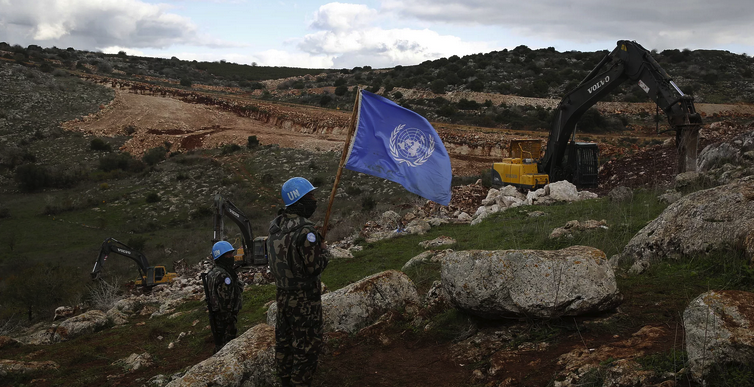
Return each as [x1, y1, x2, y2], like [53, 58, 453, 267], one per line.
[142, 146, 167, 166]
[221, 143, 242, 155]
[247, 136, 260, 149]
[145, 192, 161, 203]
[13, 164, 65, 191]
[90, 138, 112, 152]
[99, 152, 145, 173]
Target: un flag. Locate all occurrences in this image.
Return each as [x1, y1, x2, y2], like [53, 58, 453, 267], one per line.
[344, 90, 452, 206]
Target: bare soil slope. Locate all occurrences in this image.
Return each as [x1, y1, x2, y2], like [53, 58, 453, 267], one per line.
[63, 88, 347, 156]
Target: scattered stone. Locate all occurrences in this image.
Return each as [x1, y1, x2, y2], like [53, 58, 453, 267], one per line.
[112, 352, 153, 372]
[418, 236, 456, 249]
[401, 249, 451, 272]
[608, 186, 633, 202]
[0, 359, 59, 377]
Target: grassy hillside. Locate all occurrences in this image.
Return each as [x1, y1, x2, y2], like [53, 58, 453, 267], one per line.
[3, 187, 754, 386]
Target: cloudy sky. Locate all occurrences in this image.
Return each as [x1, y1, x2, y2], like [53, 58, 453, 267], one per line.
[2, 0, 754, 69]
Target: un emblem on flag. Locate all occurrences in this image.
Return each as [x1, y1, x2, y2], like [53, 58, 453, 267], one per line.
[389, 124, 435, 167]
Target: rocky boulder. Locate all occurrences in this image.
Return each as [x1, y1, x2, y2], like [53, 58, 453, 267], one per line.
[621, 176, 754, 263]
[165, 324, 276, 387]
[0, 359, 59, 377]
[267, 270, 420, 333]
[441, 246, 622, 319]
[19, 310, 109, 345]
[683, 290, 754, 382]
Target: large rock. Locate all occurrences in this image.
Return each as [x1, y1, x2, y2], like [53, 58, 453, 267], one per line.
[267, 270, 420, 333]
[698, 142, 738, 172]
[684, 290, 754, 382]
[0, 359, 59, 377]
[441, 246, 622, 319]
[165, 324, 276, 387]
[621, 176, 754, 263]
[19, 310, 109, 345]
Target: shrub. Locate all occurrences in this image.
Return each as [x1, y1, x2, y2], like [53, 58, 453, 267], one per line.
[14, 164, 51, 191]
[430, 79, 448, 94]
[96, 61, 112, 73]
[180, 78, 193, 87]
[221, 143, 242, 155]
[345, 186, 362, 196]
[145, 192, 161, 203]
[190, 205, 213, 219]
[127, 236, 147, 251]
[142, 146, 167, 166]
[99, 152, 144, 173]
[247, 136, 260, 149]
[334, 85, 348, 96]
[0, 207, 10, 218]
[319, 95, 332, 106]
[90, 138, 112, 152]
[361, 196, 376, 212]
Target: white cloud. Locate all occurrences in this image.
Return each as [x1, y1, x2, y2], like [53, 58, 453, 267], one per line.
[299, 2, 494, 68]
[380, 0, 754, 52]
[309, 2, 378, 31]
[0, 0, 230, 50]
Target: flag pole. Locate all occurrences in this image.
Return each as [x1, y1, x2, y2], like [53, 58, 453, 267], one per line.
[321, 87, 361, 238]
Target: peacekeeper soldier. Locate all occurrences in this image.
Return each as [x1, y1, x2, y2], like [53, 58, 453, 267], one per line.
[267, 177, 329, 387]
[206, 241, 244, 353]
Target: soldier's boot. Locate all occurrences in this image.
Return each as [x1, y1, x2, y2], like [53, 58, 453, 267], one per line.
[280, 377, 292, 387]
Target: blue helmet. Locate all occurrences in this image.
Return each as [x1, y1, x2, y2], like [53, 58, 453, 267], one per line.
[212, 241, 235, 260]
[282, 177, 316, 206]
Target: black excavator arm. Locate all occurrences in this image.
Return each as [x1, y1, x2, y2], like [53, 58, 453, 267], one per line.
[213, 195, 266, 266]
[91, 237, 157, 287]
[540, 40, 703, 183]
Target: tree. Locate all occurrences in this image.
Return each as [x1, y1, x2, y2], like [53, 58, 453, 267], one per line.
[430, 79, 448, 94]
[335, 85, 348, 96]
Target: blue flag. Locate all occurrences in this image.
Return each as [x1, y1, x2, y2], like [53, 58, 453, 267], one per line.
[344, 90, 452, 206]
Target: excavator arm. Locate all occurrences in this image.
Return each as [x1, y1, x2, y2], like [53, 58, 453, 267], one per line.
[91, 237, 157, 287]
[540, 40, 703, 183]
[213, 195, 265, 266]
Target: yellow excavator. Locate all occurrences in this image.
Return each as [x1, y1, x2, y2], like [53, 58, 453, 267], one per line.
[212, 194, 268, 267]
[492, 139, 551, 190]
[492, 40, 701, 190]
[91, 237, 178, 289]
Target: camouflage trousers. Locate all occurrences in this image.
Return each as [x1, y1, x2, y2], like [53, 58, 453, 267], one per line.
[212, 312, 238, 353]
[275, 289, 323, 387]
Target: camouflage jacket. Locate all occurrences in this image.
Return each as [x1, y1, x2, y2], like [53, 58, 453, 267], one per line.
[267, 213, 328, 291]
[206, 264, 243, 313]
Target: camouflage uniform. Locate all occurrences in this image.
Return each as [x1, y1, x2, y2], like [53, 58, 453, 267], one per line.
[267, 213, 328, 387]
[206, 262, 243, 353]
